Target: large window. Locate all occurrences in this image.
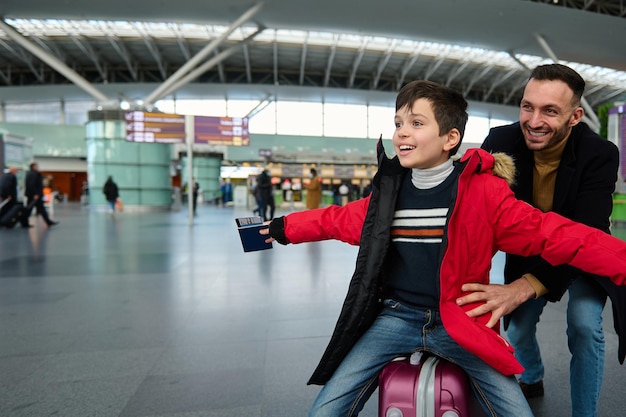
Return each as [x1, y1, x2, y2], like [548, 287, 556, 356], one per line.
[465, 116, 491, 144]
[1, 97, 515, 142]
[368, 105, 395, 140]
[5, 102, 63, 124]
[323, 103, 367, 138]
[248, 102, 276, 134]
[156, 99, 226, 116]
[65, 101, 97, 125]
[275, 101, 323, 136]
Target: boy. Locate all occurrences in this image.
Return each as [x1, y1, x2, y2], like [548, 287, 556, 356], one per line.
[260, 80, 626, 416]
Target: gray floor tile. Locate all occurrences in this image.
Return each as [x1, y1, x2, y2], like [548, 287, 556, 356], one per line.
[23, 348, 163, 383]
[119, 370, 264, 417]
[0, 375, 144, 417]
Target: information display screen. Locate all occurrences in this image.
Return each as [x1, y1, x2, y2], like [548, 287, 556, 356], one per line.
[194, 116, 249, 146]
[125, 111, 186, 143]
[124, 112, 249, 146]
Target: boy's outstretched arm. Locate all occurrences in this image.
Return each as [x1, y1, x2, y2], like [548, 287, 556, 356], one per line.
[456, 278, 537, 328]
[259, 198, 370, 246]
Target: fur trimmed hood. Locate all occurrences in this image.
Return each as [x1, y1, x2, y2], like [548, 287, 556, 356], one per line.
[491, 152, 516, 186]
[458, 148, 516, 187]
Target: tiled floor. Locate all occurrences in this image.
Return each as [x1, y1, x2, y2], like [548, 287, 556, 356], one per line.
[0, 202, 624, 417]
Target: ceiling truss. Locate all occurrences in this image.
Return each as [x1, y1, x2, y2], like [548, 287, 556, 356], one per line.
[0, 13, 625, 112]
[529, 0, 626, 17]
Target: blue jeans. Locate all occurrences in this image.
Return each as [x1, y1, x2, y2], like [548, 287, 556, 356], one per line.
[309, 299, 533, 417]
[507, 277, 606, 417]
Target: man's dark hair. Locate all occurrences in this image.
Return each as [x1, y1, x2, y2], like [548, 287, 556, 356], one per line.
[529, 64, 585, 106]
[395, 80, 468, 156]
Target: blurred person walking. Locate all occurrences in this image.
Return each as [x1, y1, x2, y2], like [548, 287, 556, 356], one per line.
[257, 168, 275, 221]
[191, 178, 200, 215]
[102, 176, 120, 214]
[304, 168, 322, 209]
[24, 162, 58, 227]
[0, 166, 32, 228]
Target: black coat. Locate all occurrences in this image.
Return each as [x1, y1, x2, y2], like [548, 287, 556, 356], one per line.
[307, 140, 407, 385]
[0, 172, 18, 200]
[256, 171, 273, 200]
[103, 180, 119, 202]
[25, 169, 43, 198]
[482, 121, 626, 363]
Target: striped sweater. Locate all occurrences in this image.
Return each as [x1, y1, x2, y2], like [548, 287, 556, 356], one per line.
[384, 166, 460, 308]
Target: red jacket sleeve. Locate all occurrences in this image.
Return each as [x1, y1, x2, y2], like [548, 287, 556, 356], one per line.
[283, 197, 370, 246]
[485, 178, 626, 286]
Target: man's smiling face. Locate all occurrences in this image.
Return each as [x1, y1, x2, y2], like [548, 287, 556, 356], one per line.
[519, 78, 583, 151]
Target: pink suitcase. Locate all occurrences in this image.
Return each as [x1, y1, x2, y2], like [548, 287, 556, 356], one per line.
[378, 352, 477, 417]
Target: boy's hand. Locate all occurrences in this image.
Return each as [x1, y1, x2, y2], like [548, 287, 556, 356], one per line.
[456, 278, 536, 328]
[259, 221, 274, 243]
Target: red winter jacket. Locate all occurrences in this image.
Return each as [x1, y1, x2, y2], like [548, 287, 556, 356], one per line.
[276, 146, 626, 383]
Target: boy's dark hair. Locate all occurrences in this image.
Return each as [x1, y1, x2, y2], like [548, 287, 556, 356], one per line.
[529, 64, 585, 106]
[396, 80, 468, 156]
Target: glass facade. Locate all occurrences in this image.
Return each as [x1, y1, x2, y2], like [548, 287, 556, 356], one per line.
[180, 155, 222, 204]
[86, 119, 172, 210]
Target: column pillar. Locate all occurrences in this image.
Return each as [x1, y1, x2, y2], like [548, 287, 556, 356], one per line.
[86, 110, 172, 211]
[181, 154, 222, 205]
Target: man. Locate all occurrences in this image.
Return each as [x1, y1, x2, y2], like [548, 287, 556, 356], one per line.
[458, 63, 625, 417]
[257, 169, 275, 221]
[0, 166, 32, 228]
[25, 162, 58, 227]
[191, 178, 200, 215]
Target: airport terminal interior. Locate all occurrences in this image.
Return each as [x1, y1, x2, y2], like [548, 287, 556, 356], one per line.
[0, 202, 625, 417]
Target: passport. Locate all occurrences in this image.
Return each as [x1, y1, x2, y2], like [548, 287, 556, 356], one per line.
[236, 216, 273, 252]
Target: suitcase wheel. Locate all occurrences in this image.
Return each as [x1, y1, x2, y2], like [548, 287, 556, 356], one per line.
[385, 407, 403, 417]
[384, 407, 461, 417]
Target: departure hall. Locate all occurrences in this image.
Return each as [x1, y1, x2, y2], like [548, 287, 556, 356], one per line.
[1, 1, 626, 416]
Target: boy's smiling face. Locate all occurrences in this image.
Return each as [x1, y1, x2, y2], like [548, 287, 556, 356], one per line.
[393, 98, 460, 169]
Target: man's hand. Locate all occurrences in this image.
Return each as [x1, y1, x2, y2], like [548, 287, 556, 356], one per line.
[456, 278, 537, 328]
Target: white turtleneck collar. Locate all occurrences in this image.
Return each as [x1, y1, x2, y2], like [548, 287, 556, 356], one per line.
[411, 159, 454, 189]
